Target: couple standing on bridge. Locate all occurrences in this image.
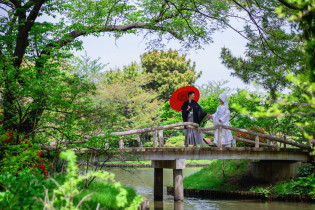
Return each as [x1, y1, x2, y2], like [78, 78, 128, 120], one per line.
[171, 86, 233, 147]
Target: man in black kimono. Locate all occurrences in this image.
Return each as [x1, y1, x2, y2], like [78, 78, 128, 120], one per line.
[181, 91, 210, 147]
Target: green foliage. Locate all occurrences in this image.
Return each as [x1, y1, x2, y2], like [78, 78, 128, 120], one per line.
[183, 160, 250, 190]
[250, 187, 270, 198]
[0, 168, 50, 209]
[42, 150, 143, 209]
[0, 0, 232, 138]
[197, 80, 232, 99]
[222, 0, 314, 142]
[142, 142, 153, 147]
[164, 135, 185, 147]
[70, 52, 107, 83]
[297, 163, 314, 177]
[251, 164, 315, 198]
[159, 101, 183, 137]
[98, 64, 162, 131]
[141, 49, 201, 101]
[220, 0, 306, 100]
[0, 131, 51, 177]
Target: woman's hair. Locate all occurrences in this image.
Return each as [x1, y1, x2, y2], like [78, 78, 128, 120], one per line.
[188, 91, 195, 96]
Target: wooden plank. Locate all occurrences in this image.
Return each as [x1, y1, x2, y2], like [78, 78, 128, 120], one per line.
[111, 122, 199, 136]
[221, 125, 311, 149]
[234, 136, 275, 148]
[198, 126, 219, 131]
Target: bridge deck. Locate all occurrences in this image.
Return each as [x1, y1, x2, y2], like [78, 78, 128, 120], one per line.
[120, 147, 310, 162]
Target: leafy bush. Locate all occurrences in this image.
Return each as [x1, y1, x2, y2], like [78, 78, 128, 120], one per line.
[297, 163, 314, 176]
[0, 131, 51, 178]
[164, 136, 185, 147]
[142, 142, 153, 147]
[42, 150, 143, 209]
[251, 164, 315, 198]
[235, 127, 267, 147]
[0, 168, 50, 209]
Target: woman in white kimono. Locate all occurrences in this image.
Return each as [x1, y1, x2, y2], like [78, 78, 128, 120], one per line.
[209, 92, 233, 147]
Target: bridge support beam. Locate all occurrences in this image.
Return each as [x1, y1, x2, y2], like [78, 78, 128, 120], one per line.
[154, 168, 163, 201]
[173, 169, 184, 201]
[251, 160, 302, 183]
[152, 159, 186, 202]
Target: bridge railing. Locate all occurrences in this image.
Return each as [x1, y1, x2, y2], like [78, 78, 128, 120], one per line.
[111, 122, 311, 150]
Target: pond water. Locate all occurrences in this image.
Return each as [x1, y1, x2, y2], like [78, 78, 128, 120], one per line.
[106, 168, 314, 210]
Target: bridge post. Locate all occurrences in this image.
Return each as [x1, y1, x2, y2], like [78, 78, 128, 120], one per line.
[154, 168, 163, 201]
[218, 126, 222, 148]
[136, 135, 142, 147]
[232, 137, 236, 147]
[153, 130, 158, 148]
[158, 130, 164, 147]
[152, 159, 186, 202]
[255, 136, 259, 148]
[119, 139, 124, 149]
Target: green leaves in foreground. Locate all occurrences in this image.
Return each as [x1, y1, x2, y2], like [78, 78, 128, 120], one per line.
[43, 150, 143, 209]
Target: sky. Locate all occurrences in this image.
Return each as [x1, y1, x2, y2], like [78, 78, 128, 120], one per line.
[74, 25, 258, 92]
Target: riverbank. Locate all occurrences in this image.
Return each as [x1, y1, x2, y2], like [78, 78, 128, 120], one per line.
[177, 160, 315, 202]
[166, 187, 314, 202]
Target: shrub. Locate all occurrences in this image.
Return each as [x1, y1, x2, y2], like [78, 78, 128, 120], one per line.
[235, 127, 267, 147]
[0, 168, 50, 209]
[142, 142, 153, 147]
[0, 131, 51, 179]
[41, 150, 143, 209]
[164, 136, 185, 147]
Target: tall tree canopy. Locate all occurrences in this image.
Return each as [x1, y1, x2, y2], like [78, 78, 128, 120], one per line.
[0, 0, 232, 135]
[98, 63, 161, 131]
[219, 0, 312, 99]
[141, 49, 201, 100]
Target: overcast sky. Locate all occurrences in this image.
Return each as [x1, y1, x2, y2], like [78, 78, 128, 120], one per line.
[73, 21, 259, 92]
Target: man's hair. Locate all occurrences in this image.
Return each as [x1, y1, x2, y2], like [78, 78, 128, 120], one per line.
[188, 91, 195, 96]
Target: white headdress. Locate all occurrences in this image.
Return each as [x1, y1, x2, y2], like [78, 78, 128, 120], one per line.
[218, 92, 228, 107]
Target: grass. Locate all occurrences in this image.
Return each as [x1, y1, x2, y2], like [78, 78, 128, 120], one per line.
[182, 161, 315, 199]
[182, 159, 250, 190]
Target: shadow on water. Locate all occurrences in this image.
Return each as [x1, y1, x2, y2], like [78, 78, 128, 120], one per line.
[106, 168, 314, 210]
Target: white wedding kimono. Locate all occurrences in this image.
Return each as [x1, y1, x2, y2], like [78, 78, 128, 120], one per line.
[212, 92, 233, 146]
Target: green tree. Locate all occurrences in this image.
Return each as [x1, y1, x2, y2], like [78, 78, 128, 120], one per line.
[97, 64, 162, 131]
[197, 80, 232, 99]
[0, 0, 232, 136]
[141, 49, 202, 101]
[70, 52, 107, 83]
[224, 0, 314, 141]
[220, 1, 306, 100]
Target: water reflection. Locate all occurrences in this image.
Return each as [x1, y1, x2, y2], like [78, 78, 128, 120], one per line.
[106, 168, 314, 210]
[154, 201, 164, 210]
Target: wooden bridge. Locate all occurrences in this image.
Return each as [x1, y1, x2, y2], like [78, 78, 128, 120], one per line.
[47, 122, 313, 202]
[108, 122, 312, 202]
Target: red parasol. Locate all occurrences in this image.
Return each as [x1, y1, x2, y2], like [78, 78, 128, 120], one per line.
[170, 86, 200, 111]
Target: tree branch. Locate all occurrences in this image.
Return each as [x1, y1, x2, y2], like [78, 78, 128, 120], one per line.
[40, 22, 182, 57]
[13, 0, 46, 68]
[277, 0, 302, 10]
[8, 0, 20, 8]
